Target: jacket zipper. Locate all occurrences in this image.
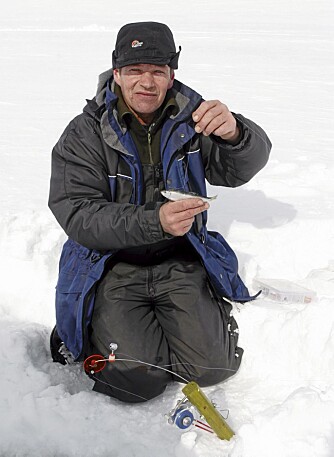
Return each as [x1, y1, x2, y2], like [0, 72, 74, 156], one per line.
[147, 126, 153, 165]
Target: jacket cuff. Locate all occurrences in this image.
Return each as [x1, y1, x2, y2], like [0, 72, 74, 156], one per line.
[143, 202, 173, 241]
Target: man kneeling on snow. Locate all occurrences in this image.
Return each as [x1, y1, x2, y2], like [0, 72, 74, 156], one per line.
[49, 21, 271, 402]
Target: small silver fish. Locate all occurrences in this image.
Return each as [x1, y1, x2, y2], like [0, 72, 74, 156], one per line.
[161, 189, 217, 204]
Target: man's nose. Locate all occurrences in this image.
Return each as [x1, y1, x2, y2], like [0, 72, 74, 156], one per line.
[139, 72, 154, 88]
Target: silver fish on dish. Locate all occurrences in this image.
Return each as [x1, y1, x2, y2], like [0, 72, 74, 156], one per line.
[161, 190, 217, 204]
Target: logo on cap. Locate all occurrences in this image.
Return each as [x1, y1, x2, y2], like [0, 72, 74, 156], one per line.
[131, 40, 143, 48]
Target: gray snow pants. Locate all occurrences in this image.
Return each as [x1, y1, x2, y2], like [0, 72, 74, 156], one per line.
[89, 257, 243, 402]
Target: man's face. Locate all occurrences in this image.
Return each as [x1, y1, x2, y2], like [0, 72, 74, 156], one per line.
[113, 64, 174, 124]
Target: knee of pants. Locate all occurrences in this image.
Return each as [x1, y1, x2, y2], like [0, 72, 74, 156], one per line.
[197, 347, 244, 387]
[92, 365, 171, 403]
[173, 345, 244, 388]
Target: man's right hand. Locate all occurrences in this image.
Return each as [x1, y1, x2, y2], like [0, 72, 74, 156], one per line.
[159, 199, 209, 236]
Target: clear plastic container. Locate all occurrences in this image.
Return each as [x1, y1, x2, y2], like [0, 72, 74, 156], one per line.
[253, 278, 316, 304]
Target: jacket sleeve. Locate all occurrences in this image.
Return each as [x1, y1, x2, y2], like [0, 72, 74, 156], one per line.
[201, 113, 271, 187]
[48, 116, 166, 251]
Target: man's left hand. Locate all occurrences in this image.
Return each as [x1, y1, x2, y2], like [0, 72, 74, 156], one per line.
[192, 100, 240, 144]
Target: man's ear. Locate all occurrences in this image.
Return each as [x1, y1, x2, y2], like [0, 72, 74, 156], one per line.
[113, 68, 121, 84]
[168, 69, 175, 89]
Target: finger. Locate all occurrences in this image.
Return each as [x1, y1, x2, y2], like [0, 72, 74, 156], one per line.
[165, 208, 204, 230]
[192, 100, 219, 124]
[164, 214, 194, 237]
[181, 224, 193, 235]
[179, 201, 209, 217]
[192, 100, 220, 121]
[194, 103, 228, 135]
[179, 217, 195, 228]
[171, 198, 207, 213]
[197, 109, 236, 137]
[213, 117, 239, 141]
[178, 219, 195, 235]
[212, 122, 236, 138]
[199, 114, 228, 137]
[205, 115, 237, 137]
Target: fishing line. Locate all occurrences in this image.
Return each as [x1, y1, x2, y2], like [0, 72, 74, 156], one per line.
[115, 351, 238, 375]
[88, 351, 237, 403]
[90, 374, 149, 402]
[162, 362, 238, 374]
[91, 356, 189, 383]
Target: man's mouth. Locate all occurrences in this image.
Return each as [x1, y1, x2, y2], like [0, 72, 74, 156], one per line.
[136, 92, 157, 98]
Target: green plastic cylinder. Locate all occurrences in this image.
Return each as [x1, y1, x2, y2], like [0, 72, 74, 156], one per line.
[182, 381, 235, 440]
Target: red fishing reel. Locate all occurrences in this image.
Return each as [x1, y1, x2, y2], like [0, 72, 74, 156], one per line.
[83, 343, 118, 374]
[83, 354, 107, 374]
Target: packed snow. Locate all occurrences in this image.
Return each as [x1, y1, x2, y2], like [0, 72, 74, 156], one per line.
[1, 0, 334, 456]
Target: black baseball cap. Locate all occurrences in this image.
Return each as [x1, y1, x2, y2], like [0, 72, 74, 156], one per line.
[112, 22, 181, 69]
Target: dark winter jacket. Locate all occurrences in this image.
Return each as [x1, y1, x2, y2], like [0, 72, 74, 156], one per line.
[48, 69, 271, 359]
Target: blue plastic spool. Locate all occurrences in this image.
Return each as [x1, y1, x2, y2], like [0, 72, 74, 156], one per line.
[174, 408, 194, 429]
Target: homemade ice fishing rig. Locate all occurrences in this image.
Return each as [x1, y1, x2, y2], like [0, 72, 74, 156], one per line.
[83, 343, 235, 441]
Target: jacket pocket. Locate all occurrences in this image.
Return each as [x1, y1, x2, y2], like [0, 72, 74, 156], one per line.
[56, 270, 87, 294]
[108, 173, 133, 202]
[55, 270, 87, 352]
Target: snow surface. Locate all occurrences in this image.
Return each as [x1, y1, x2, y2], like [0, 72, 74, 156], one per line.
[1, 0, 334, 456]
